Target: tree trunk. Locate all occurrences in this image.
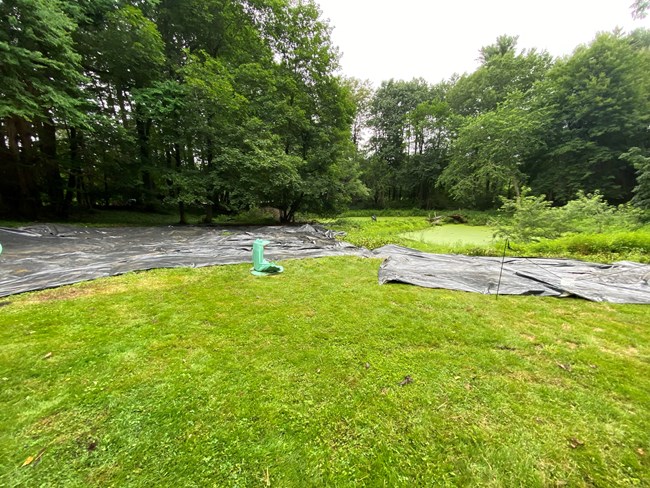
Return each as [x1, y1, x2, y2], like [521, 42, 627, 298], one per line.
[38, 117, 65, 217]
[3, 117, 39, 217]
[64, 127, 82, 214]
[512, 176, 521, 199]
[136, 106, 154, 207]
[178, 201, 186, 225]
[104, 173, 110, 208]
[115, 87, 129, 128]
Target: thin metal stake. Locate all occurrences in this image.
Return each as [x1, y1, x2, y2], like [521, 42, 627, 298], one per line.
[496, 238, 509, 300]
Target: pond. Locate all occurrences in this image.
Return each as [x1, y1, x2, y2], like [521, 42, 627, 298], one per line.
[401, 224, 495, 246]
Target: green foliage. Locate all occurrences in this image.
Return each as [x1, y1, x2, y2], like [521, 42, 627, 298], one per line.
[620, 147, 650, 209]
[0, 0, 362, 222]
[526, 32, 650, 204]
[0, 0, 85, 121]
[632, 0, 649, 19]
[163, 170, 211, 206]
[562, 190, 642, 233]
[523, 231, 650, 263]
[447, 40, 552, 116]
[92, 4, 165, 89]
[478, 34, 520, 63]
[356, 30, 650, 213]
[496, 189, 645, 244]
[440, 93, 548, 207]
[2, 1, 649, 223]
[494, 189, 562, 242]
[367, 79, 445, 207]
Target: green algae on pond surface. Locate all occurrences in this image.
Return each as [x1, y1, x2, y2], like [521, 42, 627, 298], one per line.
[401, 224, 495, 246]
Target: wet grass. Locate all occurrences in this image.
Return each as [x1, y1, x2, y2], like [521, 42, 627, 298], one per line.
[1, 257, 648, 486]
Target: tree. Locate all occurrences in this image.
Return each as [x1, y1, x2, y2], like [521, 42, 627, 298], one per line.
[439, 92, 547, 208]
[343, 77, 373, 150]
[367, 78, 433, 203]
[403, 97, 457, 207]
[478, 34, 519, 64]
[259, 0, 361, 220]
[0, 0, 86, 217]
[80, 3, 166, 207]
[526, 32, 650, 204]
[632, 0, 649, 19]
[620, 148, 650, 209]
[447, 38, 552, 117]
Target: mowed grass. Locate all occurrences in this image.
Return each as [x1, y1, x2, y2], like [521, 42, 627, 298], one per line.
[1, 257, 649, 487]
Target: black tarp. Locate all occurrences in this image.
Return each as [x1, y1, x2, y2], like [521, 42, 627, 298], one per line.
[0, 224, 369, 297]
[375, 245, 650, 304]
[1, 226, 649, 303]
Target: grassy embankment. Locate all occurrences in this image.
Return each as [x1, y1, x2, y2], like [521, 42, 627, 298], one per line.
[324, 212, 650, 264]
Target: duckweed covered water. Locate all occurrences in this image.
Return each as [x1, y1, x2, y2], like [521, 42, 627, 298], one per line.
[401, 224, 495, 246]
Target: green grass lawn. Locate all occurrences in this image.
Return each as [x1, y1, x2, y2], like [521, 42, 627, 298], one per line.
[1, 257, 648, 486]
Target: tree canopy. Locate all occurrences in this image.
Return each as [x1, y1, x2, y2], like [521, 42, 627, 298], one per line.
[1, 7, 649, 219]
[0, 0, 363, 221]
[355, 31, 650, 211]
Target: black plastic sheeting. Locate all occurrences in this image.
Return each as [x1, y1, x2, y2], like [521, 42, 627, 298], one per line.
[0, 224, 369, 298]
[375, 245, 650, 304]
[1, 225, 649, 303]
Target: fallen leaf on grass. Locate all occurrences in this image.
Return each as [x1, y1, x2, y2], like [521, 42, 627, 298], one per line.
[399, 375, 413, 386]
[557, 362, 572, 372]
[42, 352, 53, 360]
[32, 449, 45, 467]
[637, 448, 645, 456]
[569, 438, 584, 449]
[464, 383, 472, 391]
[21, 448, 46, 467]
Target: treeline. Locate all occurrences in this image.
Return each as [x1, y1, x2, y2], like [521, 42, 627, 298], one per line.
[3, 2, 650, 222]
[0, 0, 364, 221]
[357, 32, 650, 210]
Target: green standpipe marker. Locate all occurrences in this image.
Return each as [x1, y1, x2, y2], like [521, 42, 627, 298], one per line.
[250, 239, 283, 276]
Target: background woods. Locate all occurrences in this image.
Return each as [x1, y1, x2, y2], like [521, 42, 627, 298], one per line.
[1, 1, 649, 221]
[0, 0, 361, 221]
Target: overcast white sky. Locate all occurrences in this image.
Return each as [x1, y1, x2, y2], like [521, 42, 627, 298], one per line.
[315, 0, 650, 86]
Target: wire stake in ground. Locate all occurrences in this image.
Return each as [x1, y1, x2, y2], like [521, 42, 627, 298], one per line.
[496, 238, 509, 299]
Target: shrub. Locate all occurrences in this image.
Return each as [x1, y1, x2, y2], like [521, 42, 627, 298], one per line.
[560, 190, 642, 233]
[493, 189, 563, 243]
[525, 231, 650, 262]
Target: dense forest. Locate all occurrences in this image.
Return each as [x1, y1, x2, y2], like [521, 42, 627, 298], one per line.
[1, 0, 649, 221]
[360, 31, 650, 210]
